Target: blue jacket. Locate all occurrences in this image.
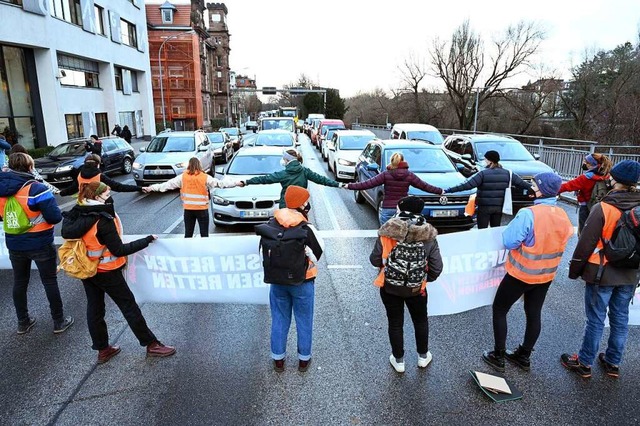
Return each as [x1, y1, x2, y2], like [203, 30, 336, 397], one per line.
[502, 197, 559, 250]
[0, 138, 11, 169]
[0, 170, 62, 251]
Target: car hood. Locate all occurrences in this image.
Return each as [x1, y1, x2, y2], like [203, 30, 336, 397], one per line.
[336, 150, 362, 162]
[481, 160, 553, 178]
[136, 151, 195, 165]
[214, 175, 280, 200]
[410, 172, 475, 196]
[34, 156, 80, 169]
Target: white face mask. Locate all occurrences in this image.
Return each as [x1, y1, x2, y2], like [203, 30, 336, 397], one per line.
[280, 159, 288, 167]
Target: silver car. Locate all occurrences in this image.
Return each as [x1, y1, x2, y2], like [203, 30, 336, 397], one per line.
[244, 129, 297, 149]
[132, 130, 214, 185]
[211, 146, 283, 225]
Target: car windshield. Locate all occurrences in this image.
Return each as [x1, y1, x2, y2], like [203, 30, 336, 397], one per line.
[280, 110, 296, 118]
[407, 131, 444, 144]
[227, 155, 283, 175]
[475, 141, 534, 161]
[255, 133, 293, 147]
[340, 135, 375, 150]
[207, 133, 225, 143]
[146, 136, 195, 153]
[49, 143, 86, 157]
[385, 148, 455, 173]
[261, 119, 294, 132]
[221, 128, 239, 136]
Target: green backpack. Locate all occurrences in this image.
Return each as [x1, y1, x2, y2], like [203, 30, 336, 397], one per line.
[3, 181, 35, 235]
[587, 179, 609, 210]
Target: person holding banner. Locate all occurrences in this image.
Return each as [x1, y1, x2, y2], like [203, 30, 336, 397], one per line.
[61, 181, 176, 364]
[143, 157, 236, 237]
[482, 172, 572, 372]
[59, 154, 144, 197]
[370, 196, 443, 373]
[445, 151, 532, 229]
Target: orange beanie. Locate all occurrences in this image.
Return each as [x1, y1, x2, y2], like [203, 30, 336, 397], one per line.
[284, 185, 310, 209]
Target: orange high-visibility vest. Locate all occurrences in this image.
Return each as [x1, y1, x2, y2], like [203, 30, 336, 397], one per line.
[0, 182, 53, 233]
[505, 204, 573, 284]
[78, 174, 101, 187]
[82, 214, 126, 272]
[465, 194, 477, 217]
[587, 202, 622, 266]
[180, 172, 209, 210]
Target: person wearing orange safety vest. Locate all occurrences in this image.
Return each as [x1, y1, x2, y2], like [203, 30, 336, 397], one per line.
[59, 154, 143, 197]
[144, 157, 236, 237]
[561, 160, 640, 379]
[483, 172, 573, 373]
[0, 153, 74, 335]
[61, 181, 176, 364]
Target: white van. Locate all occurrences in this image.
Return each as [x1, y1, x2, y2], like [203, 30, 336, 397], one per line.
[389, 123, 444, 145]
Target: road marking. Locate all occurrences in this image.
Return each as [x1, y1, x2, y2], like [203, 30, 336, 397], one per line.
[328, 265, 364, 269]
[128, 193, 148, 205]
[316, 186, 341, 231]
[163, 215, 184, 234]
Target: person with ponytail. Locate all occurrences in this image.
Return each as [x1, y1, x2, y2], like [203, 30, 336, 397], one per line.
[59, 154, 144, 197]
[558, 153, 612, 234]
[61, 181, 176, 364]
[346, 152, 443, 225]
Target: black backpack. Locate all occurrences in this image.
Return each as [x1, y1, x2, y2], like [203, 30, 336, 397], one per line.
[587, 179, 609, 210]
[255, 219, 308, 285]
[384, 237, 427, 298]
[598, 206, 640, 275]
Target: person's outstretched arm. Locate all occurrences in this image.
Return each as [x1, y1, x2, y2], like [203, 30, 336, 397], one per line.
[245, 170, 287, 185]
[445, 171, 483, 193]
[347, 172, 386, 191]
[100, 174, 144, 192]
[304, 168, 340, 187]
[408, 172, 443, 194]
[146, 175, 183, 192]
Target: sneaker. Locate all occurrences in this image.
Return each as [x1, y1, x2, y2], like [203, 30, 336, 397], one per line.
[560, 353, 591, 378]
[598, 353, 619, 378]
[505, 346, 531, 371]
[389, 354, 405, 373]
[273, 359, 285, 372]
[298, 359, 312, 372]
[146, 341, 176, 358]
[17, 317, 36, 335]
[53, 316, 74, 334]
[418, 352, 433, 368]
[482, 350, 505, 372]
[97, 345, 121, 364]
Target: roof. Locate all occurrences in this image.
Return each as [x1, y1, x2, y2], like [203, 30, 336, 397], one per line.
[374, 139, 442, 150]
[392, 123, 440, 132]
[159, 1, 177, 10]
[154, 131, 199, 137]
[334, 130, 375, 137]
[236, 146, 285, 156]
[449, 134, 518, 142]
[319, 119, 344, 124]
[258, 129, 293, 134]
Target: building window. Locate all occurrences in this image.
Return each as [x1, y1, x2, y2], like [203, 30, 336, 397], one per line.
[95, 112, 109, 137]
[114, 67, 123, 90]
[49, 0, 82, 26]
[131, 70, 139, 92]
[65, 114, 83, 139]
[214, 36, 222, 45]
[120, 19, 137, 48]
[217, 81, 222, 92]
[215, 56, 221, 67]
[94, 5, 105, 35]
[58, 54, 100, 88]
[161, 9, 173, 23]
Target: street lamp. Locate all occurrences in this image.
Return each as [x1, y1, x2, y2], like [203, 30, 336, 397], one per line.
[158, 29, 196, 130]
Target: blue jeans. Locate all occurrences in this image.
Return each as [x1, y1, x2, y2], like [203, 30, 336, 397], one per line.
[378, 208, 396, 226]
[578, 283, 636, 366]
[269, 280, 315, 361]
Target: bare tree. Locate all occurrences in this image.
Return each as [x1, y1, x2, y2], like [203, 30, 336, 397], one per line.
[398, 53, 428, 122]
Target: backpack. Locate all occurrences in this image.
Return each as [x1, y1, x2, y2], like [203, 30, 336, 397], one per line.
[2, 180, 37, 235]
[384, 236, 427, 298]
[587, 179, 609, 210]
[57, 239, 101, 279]
[599, 206, 640, 271]
[255, 219, 308, 285]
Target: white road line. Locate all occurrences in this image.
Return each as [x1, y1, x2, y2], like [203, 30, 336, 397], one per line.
[327, 265, 364, 269]
[128, 193, 148, 205]
[316, 185, 340, 231]
[163, 215, 184, 234]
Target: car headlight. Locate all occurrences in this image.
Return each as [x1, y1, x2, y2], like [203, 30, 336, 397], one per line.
[55, 165, 74, 173]
[213, 148, 222, 154]
[212, 195, 231, 206]
[132, 162, 142, 169]
[175, 162, 188, 169]
[338, 158, 355, 166]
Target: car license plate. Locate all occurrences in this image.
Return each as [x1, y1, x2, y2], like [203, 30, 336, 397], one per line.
[144, 169, 166, 175]
[240, 210, 269, 218]
[432, 210, 458, 217]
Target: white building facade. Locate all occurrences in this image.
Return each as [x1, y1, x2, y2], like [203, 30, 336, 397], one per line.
[0, 0, 156, 148]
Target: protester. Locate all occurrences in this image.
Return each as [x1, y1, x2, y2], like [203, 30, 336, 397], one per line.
[0, 134, 11, 170]
[346, 153, 443, 225]
[0, 153, 74, 335]
[255, 186, 323, 372]
[6, 144, 60, 194]
[561, 160, 640, 378]
[120, 125, 132, 143]
[111, 124, 121, 137]
[86, 135, 103, 157]
[370, 196, 443, 373]
[61, 181, 175, 363]
[482, 172, 573, 372]
[557, 153, 612, 234]
[445, 150, 532, 229]
[238, 148, 340, 208]
[143, 157, 236, 237]
[59, 154, 143, 197]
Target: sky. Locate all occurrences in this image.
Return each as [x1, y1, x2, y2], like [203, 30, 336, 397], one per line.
[151, 0, 640, 98]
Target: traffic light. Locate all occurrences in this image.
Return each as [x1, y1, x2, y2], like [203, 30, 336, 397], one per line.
[262, 87, 277, 95]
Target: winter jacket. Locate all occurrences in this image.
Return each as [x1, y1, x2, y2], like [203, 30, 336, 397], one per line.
[446, 166, 531, 210]
[370, 214, 443, 290]
[558, 171, 608, 205]
[0, 170, 62, 251]
[120, 128, 132, 143]
[61, 202, 153, 261]
[569, 190, 640, 286]
[0, 138, 10, 169]
[59, 165, 142, 196]
[245, 160, 339, 208]
[347, 162, 443, 209]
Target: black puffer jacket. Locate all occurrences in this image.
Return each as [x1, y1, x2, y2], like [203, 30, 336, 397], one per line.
[61, 202, 154, 260]
[446, 166, 531, 209]
[59, 165, 142, 196]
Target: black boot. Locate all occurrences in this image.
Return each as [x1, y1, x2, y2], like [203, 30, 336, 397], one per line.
[482, 349, 505, 372]
[506, 346, 531, 371]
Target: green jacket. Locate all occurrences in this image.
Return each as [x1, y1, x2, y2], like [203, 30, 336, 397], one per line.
[245, 160, 339, 208]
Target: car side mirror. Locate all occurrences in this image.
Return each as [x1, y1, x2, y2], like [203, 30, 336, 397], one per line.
[198, 145, 208, 152]
[139, 146, 146, 153]
[366, 163, 379, 172]
[456, 163, 466, 172]
[533, 153, 541, 160]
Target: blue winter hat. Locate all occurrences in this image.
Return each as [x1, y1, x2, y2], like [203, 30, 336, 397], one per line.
[533, 172, 562, 197]
[610, 160, 640, 186]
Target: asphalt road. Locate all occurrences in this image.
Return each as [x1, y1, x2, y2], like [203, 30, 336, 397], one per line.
[1, 133, 639, 425]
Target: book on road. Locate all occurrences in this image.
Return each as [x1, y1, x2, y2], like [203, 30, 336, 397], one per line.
[469, 370, 523, 402]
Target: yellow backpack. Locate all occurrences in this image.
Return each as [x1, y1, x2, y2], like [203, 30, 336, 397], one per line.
[57, 239, 101, 279]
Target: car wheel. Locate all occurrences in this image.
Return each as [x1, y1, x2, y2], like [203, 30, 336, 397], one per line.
[376, 198, 384, 220]
[122, 157, 133, 174]
[354, 188, 365, 204]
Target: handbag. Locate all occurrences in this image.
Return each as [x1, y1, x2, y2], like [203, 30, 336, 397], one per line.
[502, 170, 513, 215]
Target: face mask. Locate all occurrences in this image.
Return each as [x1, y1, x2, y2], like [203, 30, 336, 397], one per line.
[581, 164, 589, 171]
[298, 203, 311, 216]
[280, 159, 287, 167]
[607, 178, 616, 188]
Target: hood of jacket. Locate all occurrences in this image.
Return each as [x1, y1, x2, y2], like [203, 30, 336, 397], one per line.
[386, 161, 409, 171]
[61, 203, 115, 239]
[284, 160, 304, 175]
[0, 170, 36, 197]
[79, 165, 101, 179]
[601, 190, 640, 211]
[378, 215, 438, 243]
[273, 208, 306, 228]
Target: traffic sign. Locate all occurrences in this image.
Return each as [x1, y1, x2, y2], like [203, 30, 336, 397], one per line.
[262, 86, 277, 95]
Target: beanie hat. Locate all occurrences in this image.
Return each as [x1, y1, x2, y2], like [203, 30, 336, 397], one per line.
[533, 172, 562, 197]
[484, 150, 500, 163]
[610, 160, 640, 186]
[397, 196, 425, 214]
[284, 185, 310, 209]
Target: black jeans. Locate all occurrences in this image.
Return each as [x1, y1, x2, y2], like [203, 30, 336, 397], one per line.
[184, 209, 209, 238]
[477, 208, 503, 229]
[380, 288, 429, 358]
[492, 273, 551, 352]
[82, 267, 156, 350]
[9, 245, 64, 323]
[578, 204, 590, 236]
